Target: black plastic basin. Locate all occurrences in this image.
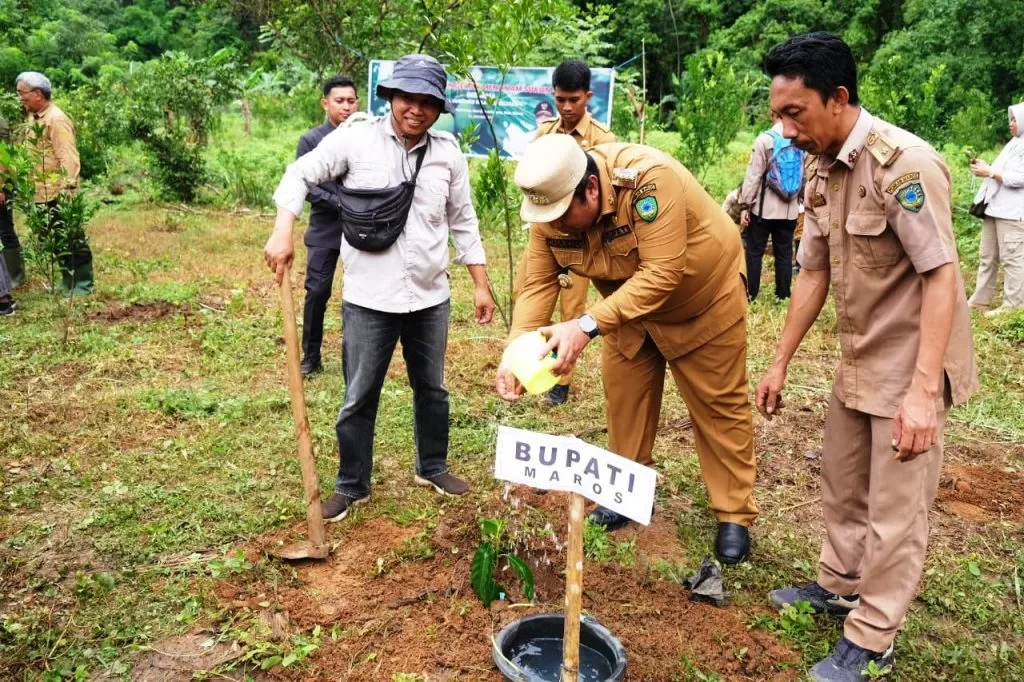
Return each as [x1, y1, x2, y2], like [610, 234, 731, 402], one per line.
[492, 612, 627, 681]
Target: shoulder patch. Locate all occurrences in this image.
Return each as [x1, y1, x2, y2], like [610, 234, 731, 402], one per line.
[865, 129, 902, 168]
[634, 195, 658, 222]
[894, 182, 925, 212]
[611, 167, 638, 189]
[884, 171, 921, 195]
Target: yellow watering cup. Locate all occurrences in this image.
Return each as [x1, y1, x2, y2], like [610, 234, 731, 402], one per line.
[501, 331, 559, 395]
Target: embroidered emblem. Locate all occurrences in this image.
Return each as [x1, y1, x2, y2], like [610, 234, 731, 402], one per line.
[634, 196, 658, 222]
[858, 185, 867, 198]
[885, 172, 921, 194]
[812, 193, 826, 208]
[848, 149, 860, 165]
[895, 182, 925, 212]
[602, 225, 633, 243]
[633, 182, 657, 200]
[546, 237, 584, 249]
[528, 193, 551, 205]
[557, 271, 573, 289]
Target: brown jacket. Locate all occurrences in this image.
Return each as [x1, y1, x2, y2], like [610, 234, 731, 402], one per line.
[512, 143, 747, 361]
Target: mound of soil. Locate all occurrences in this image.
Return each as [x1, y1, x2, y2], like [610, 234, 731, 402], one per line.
[214, 497, 799, 681]
[937, 464, 1024, 523]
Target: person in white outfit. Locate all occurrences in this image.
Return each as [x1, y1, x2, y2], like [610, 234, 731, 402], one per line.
[968, 103, 1024, 316]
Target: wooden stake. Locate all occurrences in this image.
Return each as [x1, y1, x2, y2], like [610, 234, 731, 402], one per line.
[562, 492, 585, 682]
[279, 263, 328, 555]
[639, 38, 647, 145]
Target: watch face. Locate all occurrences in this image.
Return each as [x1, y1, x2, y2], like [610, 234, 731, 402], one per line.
[579, 315, 597, 335]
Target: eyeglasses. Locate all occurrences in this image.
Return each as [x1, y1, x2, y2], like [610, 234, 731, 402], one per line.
[16, 88, 37, 97]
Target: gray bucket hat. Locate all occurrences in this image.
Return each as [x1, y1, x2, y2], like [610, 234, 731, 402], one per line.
[376, 54, 456, 114]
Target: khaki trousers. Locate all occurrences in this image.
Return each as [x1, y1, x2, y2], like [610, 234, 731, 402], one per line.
[512, 249, 590, 386]
[968, 216, 1024, 309]
[817, 395, 946, 652]
[602, 318, 758, 525]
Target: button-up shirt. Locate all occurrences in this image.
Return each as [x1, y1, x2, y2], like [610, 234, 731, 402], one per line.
[799, 108, 978, 417]
[739, 122, 801, 220]
[24, 103, 80, 203]
[513, 143, 746, 360]
[273, 116, 486, 314]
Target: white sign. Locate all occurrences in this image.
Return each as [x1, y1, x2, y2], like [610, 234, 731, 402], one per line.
[495, 426, 656, 525]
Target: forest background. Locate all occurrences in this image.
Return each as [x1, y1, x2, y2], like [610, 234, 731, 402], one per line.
[3, 1, 1024, 680]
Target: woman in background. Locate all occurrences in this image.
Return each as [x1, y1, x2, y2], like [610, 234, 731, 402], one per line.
[968, 103, 1024, 316]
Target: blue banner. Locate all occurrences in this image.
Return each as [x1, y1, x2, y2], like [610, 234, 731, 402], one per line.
[367, 61, 615, 159]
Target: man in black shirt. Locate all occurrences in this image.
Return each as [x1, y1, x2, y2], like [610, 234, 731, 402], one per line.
[298, 75, 361, 375]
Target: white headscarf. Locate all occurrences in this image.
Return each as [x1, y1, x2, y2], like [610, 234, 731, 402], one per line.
[976, 102, 1024, 203]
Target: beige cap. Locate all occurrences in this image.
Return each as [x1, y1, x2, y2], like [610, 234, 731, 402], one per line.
[515, 134, 587, 223]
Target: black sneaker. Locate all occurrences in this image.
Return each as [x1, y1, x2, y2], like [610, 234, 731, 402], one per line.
[300, 358, 323, 377]
[0, 297, 15, 316]
[810, 637, 894, 682]
[769, 581, 860, 617]
[321, 492, 368, 522]
[544, 384, 570, 405]
[414, 472, 469, 496]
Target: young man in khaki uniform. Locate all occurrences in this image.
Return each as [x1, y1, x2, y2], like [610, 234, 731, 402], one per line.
[496, 134, 757, 564]
[512, 60, 615, 405]
[755, 33, 978, 682]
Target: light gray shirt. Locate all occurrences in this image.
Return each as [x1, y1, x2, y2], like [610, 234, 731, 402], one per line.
[974, 136, 1024, 221]
[739, 122, 801, 220]
[273, 115, 486, 313]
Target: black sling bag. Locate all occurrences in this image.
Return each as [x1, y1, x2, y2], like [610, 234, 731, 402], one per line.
[336, 139, 428, 252]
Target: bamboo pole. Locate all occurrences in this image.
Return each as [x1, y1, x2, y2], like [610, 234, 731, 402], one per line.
[561, 492, 586, 681]
[639, 38, 647, 145]
[279, 263, 328, 556]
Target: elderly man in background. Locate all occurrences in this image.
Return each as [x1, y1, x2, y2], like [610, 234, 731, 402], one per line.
[16, 71, 91, 295]
[265, 54, 495, 522]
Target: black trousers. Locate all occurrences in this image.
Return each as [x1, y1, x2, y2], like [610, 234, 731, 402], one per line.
[0, 203, 20, 250]
[743, 216, 796, 301]
[301, 245, 340, 363]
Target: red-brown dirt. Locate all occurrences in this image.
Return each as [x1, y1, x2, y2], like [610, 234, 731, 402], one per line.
[213, 498, 800, 681]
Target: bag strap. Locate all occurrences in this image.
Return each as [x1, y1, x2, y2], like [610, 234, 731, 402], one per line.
[407, 137, 429, 183]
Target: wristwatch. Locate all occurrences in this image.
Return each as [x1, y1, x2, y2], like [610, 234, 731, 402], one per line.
[578, 313, 600, 339]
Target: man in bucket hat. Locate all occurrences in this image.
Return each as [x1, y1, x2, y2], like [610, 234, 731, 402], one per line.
[265, 54, 495, 522]
[495, 134, 758, 564]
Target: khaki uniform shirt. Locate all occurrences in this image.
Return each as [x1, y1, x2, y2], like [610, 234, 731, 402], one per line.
[25, 103, 80, 203]
[798, 109, 978, 417]
[535, 110, 616, 150]
[512, 143, 746, 360]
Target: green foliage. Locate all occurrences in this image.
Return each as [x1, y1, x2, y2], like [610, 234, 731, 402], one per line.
[673, 51, 750, 181]
[470, 518, 536, 605]
[994, 310, 1024, 346]
[0, 133, 97, 290]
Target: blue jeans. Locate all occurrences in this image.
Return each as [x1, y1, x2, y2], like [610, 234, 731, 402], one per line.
[334, 300, 450, 498]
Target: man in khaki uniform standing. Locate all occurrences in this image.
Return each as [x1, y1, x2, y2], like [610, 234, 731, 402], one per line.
[755, 33, 978, 682]
[16, 71, 91, 295]
[496, 134, 757, 564]
[512, 60, 615, 405]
